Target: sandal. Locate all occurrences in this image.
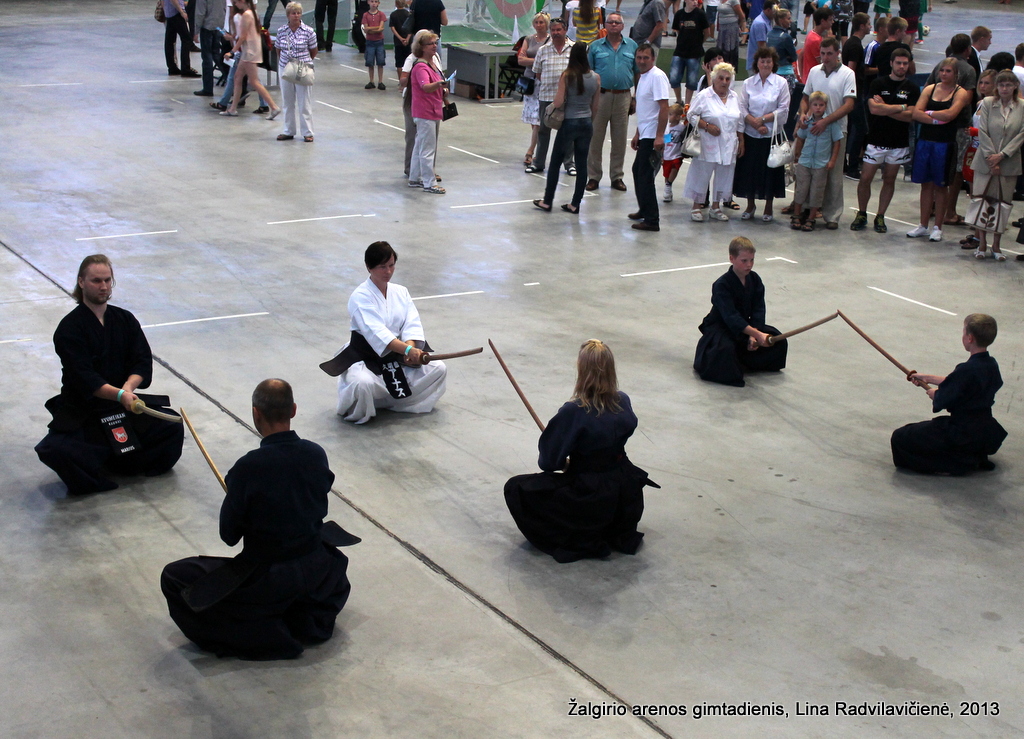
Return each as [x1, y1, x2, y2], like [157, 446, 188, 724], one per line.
[993, 251, 1006, 261]
[781, 204, 796, 215]
[423, 185, 446, 194]
[533, 199, 552, 212]
[973, 249, 987, 259]
[801, 219, 816, 232]
[276, 134, 294, 140]
[790, 216, 803, 230]
[943, 215, 966, 226]
[709, 207, 729, 221]
[723, 200, 740, 210]
[762, 213, 774, 223]
[303, 135, 314, 142]
[691, 209, 705, 222]
[741, 209, 755, 220]
[560, 203, 579, 214]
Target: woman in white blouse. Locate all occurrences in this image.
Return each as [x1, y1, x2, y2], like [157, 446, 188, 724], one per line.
[734, 48, 790, 222]
[683, 62, 744, 222]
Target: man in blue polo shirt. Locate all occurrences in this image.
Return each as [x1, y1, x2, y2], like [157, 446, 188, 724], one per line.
[586, 12, 639, 192]
[746, 0, 775, 72]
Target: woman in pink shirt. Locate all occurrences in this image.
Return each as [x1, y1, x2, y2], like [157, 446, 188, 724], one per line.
[409, 32, 447, 193]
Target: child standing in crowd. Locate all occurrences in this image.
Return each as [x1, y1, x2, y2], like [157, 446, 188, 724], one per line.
[390, 0, 412, 71]
[362, 0, 387, 89]
[663, 103, 687, 202]
[790, 91, 842, 231]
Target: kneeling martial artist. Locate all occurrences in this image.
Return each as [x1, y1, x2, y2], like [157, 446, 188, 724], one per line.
[334, 241, 447, 423]
[161, 379, 354, 660]
[891, 314, 1007, 475]
[693, 237, 788, 387]
[35, 254, 183, 495]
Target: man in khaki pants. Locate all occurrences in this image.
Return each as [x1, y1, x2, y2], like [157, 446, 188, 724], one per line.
[586, 12, 638, 192]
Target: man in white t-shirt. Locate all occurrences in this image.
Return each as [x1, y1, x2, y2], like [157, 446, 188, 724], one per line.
[799, 37, 856, 228]
[629, 42, 671, 231]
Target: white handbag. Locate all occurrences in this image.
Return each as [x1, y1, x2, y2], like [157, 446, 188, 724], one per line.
[966, 177, 1013, 235]
[283, 59, 314, 86]
[767, 115, 794, 169]
[681, 121, 702, 158]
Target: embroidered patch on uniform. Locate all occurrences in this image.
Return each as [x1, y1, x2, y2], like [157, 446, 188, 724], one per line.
[381, 359, 412, 399]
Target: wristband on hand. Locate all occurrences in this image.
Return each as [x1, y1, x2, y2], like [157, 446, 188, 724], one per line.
[404, 345, 413, 356]
[117, 389, 125, 402]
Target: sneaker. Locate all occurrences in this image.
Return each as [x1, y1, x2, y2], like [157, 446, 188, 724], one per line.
[378, 82, 386, 90]
[850, 211, 868, 231]
[929, 226, 943, 242]
[663, 185, 673, 203]
[906, 225, 929, 238]
[874, 214, 887, 233]
[365, 82, 376, 89]
[844, 170, 861, 181]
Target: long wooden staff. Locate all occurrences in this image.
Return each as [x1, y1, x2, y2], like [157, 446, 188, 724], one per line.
[766, 311, 839, 345]
[421, 347, 483, 364]
[488, 339, 545, 432]
[130, 398, 184, 423]
[179, 408, 228, 492]
[836, 310, 932, 391]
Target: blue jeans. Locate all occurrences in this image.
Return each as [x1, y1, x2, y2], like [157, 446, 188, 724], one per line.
[218, 57, 268, 108]
[705, 5, 718, 26]
[670, 57, 703, 90]
[365, 39, 385, 67]
[544, 118, 593, 207]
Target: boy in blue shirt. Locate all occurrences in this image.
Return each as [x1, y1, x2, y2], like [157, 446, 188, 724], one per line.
[790, 91, 842, 230]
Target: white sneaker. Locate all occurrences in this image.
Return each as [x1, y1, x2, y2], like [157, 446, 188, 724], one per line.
[906, 225, 929, 238]
[929, 227, 943, 242]
[663, 185, 673, 203]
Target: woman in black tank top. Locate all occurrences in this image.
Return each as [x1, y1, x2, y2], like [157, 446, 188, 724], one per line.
[907, 60, 973, 241]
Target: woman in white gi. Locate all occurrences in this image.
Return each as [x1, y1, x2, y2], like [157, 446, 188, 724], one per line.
[336, 241, 447, 424]
[683, 62, 744, 222]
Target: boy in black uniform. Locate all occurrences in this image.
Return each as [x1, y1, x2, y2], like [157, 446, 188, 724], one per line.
[35, 254, 183, 495]
[891, 314, 1007, 475]
[693, 237, 788, 387]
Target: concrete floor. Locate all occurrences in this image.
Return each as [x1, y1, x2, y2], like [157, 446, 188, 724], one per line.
[3, 1, 1024, 736]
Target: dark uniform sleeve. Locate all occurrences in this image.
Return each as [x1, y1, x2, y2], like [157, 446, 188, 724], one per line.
[538, 402, 582, 472]
[220, 459, 250, 547]
[932, 364, 972, 414]
[121, 310, 154, 389]
[54, 319, 109, 400]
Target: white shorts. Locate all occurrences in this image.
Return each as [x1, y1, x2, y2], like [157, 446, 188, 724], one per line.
[863, 145, 912, 166]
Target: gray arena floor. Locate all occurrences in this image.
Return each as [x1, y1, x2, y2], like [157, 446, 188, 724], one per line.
[2, 1, 1024, 736]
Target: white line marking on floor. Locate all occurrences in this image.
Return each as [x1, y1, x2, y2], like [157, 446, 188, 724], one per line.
[316, 100, 352, 113]
[849, 207, 916, 228]
[17, 82, 84, 87]
[142, 312, 270, 329]
[448, 146, 499, 164]
[76, 229, 178, 241]
[766, 256, 798, 263]
[621, 261, 731, 278]
[267, 214, 372, 224]
[999, 248, 1021, 255]
[527, 172, 572, 187]
[340, 64, 365, 73]
[451, 199, 535, 209]
[866, 286, 957, 315]
[0, 338, 32, 344]
[388, 77, 400, 82]
[374, 119, 405, 132]
[170, 98, 185, 104]
[485, 103, 508, 108]
[523, 282, 540, 286]
[128, 79, 174, 84]
[413, 290, 485, 300]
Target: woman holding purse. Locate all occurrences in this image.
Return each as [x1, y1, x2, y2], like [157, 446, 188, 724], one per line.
[275, 3, 318, 142]
[734, 47, 790, 222]
[409, 32, 448, 194]
[970, 71, 1024, 260]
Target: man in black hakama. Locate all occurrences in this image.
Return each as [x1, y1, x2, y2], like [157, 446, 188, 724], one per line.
[694, 238, 787, 387]
[35, 255, 183, 495]
[891, 314, 1007, 475]
[161, 379, 353, 660]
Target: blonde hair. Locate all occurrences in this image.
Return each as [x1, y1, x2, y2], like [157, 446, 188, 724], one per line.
[712, 62, 736, 83]
[73, 254, 114, 304]
[808, 90, 829, 105]
[572, 340, 622, 415]
[411, 30, 438, 57]
[532, 10, 551, 25]
[285, 1, 303, 12]
[728, 237, 755, 256]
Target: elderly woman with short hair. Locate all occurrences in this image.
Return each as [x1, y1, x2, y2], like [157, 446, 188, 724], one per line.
[409, 31, 448, 193]
[971, 71, 1024, 260]
[735, 47, 790, 222]
[683, 62, 744, 221]
[275, 2, 318, 141]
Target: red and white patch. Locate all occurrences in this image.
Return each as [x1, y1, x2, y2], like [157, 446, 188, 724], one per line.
[113, 427, 128, 443]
